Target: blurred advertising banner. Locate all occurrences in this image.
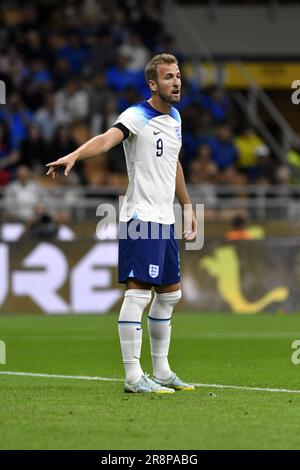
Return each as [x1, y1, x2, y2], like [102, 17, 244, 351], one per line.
[181, 238, 292, 314]
[0, 237, 297, 315]
[184, 62, 300, 89]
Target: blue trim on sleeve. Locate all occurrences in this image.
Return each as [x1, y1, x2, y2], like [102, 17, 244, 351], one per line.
[170, 106, 181, 124]
[129, 101, 163, 124]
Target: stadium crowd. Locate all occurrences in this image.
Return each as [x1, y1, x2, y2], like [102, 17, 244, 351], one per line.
[0, 0, 298, 223]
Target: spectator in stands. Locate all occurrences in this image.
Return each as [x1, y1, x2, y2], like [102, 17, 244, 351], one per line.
[106, 149, 128, 186]
[17, 30, 44, 62]
[82, 152, 108, 187]
[210, 123, 238, 172]
[29, 59, 52, 89]
[50, 172, 82, 220]
[54, 79, 89, 123]
[225, 215, 265, 241]
[275, 165, 292, 185]
[225, 215, 253, 241]
[235, 125, 270, 182]
[0, 121, 19, 186]
[47, 126, 77, 164]
[52, 57, 72, 89]
[255, 156, 274, 185]
[90, 98, 119, 137]
[3, 165, 48, 221]
[183, 124, 212, 161]
[0, 45, 28, 91]
[56, 32, 89, 76]
[23, 203, 59, 240]
[154, 33, 181, 60]
[22, 199, 77, 241]
[201, 86, 230, 122]
[133, 3, 163, 50]
[34, 94, 63, 141]
[0, 0, 288, 199]
[118, 32, 150, 71]
[110, 8, 130, 46]
[210, 123, 246, 185]
[47, 125, 85, 183]
[105, 52, 142, 93]
[89, 31, 117, 75]
[182, 121, 211, 175]
[188, 144, 217, 185]
[286, 144, 300, 183]
[88, 73, 115, 118]
[0, 93, 33, 149]
[19, 123, 47, 170]
[19, 4, 40, 32]
[81, 0, 107, 23]
[200, 109, 215, 136]
[118, 86, 142, 113]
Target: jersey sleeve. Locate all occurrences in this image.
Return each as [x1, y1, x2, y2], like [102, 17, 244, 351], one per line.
[113, 106, 146, 138]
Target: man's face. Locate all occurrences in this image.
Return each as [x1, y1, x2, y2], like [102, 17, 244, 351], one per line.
[217, 125, 231, 141]
[152, 63, 181, 104]
[18, 166, 31, 183]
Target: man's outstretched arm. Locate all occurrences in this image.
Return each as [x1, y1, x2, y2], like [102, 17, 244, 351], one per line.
[46, 127, 124, 178]
[175, 160, 197, 241]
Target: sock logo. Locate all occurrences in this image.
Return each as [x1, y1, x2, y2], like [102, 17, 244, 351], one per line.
[149, 264, 159, 278]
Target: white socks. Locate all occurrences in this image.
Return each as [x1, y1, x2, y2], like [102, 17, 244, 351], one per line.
[118, 288, 182, 384]
[148, 290, 182, 380]
[118, 289, 151, 385]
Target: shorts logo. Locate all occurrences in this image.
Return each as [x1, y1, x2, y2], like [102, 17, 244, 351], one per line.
[149, 264, 159, 278]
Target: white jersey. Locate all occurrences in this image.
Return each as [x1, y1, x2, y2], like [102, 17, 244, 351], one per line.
[114, 100, 182, 225]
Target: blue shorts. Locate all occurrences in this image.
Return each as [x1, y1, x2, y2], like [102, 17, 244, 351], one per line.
[118, 219, 181, 286]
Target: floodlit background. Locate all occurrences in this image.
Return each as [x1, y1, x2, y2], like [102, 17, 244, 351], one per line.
[1, 0, 300, 314]
[1, 0, 300, 452]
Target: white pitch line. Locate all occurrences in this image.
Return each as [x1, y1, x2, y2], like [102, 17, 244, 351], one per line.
[0, 371, 300, 394]
[191, 382, 300, 394]
[15, 331, 300, 341]
[0, 371, 122, 382]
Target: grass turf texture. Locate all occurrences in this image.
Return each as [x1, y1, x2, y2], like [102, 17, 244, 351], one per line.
[0, 313, 300, 450]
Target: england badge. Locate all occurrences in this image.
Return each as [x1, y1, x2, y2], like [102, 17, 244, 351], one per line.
[149, 264, 159, 278]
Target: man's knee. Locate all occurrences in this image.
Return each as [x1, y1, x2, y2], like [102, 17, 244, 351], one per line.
[119, 289, 152, 321]
[124, 289, 152, 308]
[154, 290, 182, 307]
[149, 290, 182, 320]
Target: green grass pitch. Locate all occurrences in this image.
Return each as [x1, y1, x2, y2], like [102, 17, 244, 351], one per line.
[0, 313, 300, 450]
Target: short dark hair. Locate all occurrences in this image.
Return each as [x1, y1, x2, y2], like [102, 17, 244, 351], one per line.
[145, 54, 178, 82]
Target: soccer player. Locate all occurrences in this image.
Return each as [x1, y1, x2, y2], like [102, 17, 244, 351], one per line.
[46, 54, 197, 393]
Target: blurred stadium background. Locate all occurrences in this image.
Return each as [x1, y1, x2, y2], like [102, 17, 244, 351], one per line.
[1, 0, 300, 451]
[1, 0, 300, 315]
